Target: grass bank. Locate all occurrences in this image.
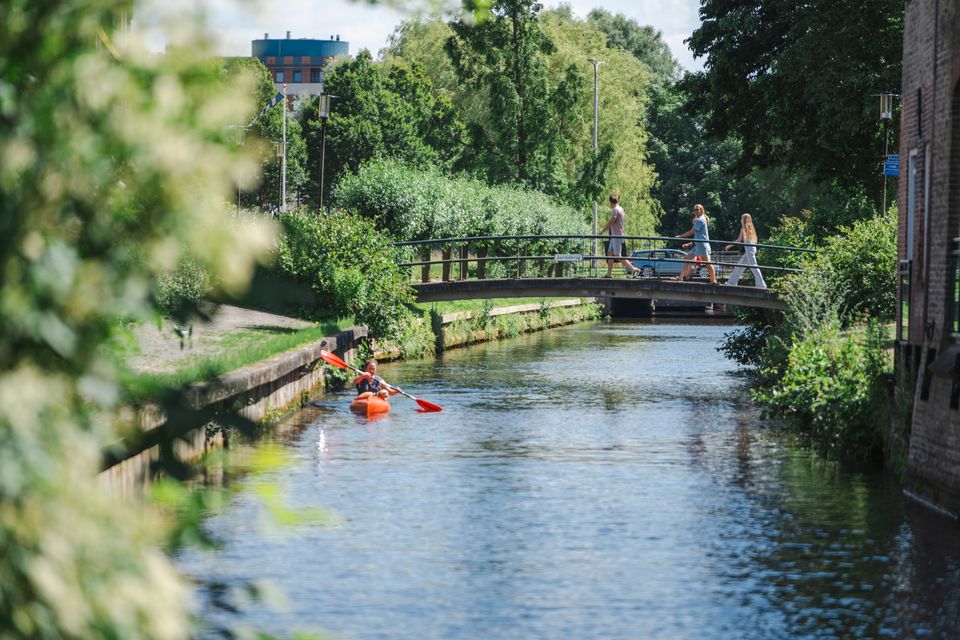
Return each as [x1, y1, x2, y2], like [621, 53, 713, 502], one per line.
[116, 316, 354, 401]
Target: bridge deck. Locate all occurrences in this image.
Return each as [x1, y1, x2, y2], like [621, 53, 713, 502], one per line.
[412, 277, 785, 310]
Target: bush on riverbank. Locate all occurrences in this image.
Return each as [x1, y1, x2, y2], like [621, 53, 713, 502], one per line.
[332, 159, 588, 243]
[755, 320, 889, 462]
[722, 208, 896, 461]
[154, 257, 212, 315]
[276, 209, 415, 339]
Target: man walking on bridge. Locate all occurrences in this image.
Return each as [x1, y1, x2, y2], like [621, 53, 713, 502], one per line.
[600, 194, 640, 278]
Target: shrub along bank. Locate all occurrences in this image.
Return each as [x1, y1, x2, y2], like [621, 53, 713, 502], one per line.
[721, 208, 897, 463]
[332, 159, 589, 243]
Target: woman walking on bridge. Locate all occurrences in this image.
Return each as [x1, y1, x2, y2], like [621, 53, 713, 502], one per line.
[674, 204, 717, 284]
[724, 213, 767, 288]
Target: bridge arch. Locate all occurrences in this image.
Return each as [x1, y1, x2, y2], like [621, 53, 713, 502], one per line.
[395, 234, 811, 311]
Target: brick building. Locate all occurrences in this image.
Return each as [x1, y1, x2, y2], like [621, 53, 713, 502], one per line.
[896, 0, 960, 515]
[251, 32, 349, 98]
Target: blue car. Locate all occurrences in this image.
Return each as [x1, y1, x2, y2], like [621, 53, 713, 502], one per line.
[629, 249, 704, 278]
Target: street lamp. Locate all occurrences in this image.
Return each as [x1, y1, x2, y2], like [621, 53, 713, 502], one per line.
[281, 83, 287, 212]
[275, 141, 284, 213]
[318, 93, 339, 209]
[879, 93, 898, 214]
[587, 58, 603, 275]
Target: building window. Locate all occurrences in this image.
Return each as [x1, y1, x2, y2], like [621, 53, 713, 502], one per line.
[951, 85, 960, 339]
[951, 242, 960, 338]
[907, 151, 917, 260]
[310, 69, 323, 83]
[293, 70, 302, 83]
[917, 87, 923, 138]
[275, 71, 284, 83]
[899, 259, 911, 341]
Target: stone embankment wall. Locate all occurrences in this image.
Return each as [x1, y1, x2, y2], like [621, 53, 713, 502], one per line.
[434, 299, 599, 351]
[100, 327, 367, 494]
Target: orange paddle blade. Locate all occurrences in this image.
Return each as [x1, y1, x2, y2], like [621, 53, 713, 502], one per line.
[414, 397, 443, 412]
[319, 349, 350, 369]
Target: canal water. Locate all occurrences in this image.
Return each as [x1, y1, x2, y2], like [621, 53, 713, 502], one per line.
[180, 321, 960, 639]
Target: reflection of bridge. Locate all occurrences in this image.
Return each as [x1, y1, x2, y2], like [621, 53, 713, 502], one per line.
[395, 235, 812, 311]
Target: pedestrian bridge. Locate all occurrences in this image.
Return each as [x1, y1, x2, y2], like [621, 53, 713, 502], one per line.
[412, 277, 785, 310]
[394, 234, 812, 311]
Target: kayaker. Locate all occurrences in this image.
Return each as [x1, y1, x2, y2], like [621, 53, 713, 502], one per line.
[354, 358, 400, 400]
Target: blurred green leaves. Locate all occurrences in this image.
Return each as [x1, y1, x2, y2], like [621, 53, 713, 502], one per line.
[0, 1, 277, 637]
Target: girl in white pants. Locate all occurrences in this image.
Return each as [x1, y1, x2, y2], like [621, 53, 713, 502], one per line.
[724, 213, 766, 288]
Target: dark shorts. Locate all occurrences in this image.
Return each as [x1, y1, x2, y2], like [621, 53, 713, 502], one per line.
[357, 378, 382, 394]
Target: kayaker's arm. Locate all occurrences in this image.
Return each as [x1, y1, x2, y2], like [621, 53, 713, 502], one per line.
[379, 380, 401, 396]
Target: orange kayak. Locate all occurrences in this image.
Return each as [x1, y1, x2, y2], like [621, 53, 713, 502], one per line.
[349, 395, 391, 416]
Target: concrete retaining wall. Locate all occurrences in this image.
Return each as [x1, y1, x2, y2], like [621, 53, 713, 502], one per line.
[435, 299, 600, 351]
[100, 327, 367, 494]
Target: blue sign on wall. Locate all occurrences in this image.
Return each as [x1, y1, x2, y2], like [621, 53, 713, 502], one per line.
[883, 154, 900, 177]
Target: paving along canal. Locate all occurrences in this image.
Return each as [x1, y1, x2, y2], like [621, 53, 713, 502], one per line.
[179, 320, 960, 639]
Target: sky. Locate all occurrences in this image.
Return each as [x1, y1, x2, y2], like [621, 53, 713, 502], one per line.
[139, 0, 705, 72]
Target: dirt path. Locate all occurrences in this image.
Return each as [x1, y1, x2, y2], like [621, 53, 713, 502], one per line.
[126, 305, 313, 375]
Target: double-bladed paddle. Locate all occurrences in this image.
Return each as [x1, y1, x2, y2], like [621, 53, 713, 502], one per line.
[319, 350, 443, 412]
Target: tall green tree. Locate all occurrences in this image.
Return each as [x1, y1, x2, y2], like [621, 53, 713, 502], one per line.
[586, 8, 679, 85]
[540, 8, 660, 235]
[684, 0, 902, 190]
[647, 81, 877, 241]
[301, 50, 465, 204]
[445, 0, 584, 196]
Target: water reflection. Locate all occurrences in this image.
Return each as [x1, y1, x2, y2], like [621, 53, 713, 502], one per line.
[179, 320, 960, 640]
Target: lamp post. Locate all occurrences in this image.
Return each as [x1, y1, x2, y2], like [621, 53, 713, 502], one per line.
[588, 58, 603, 275]
[879, 93, 896, 215]
[281, 83, 287, 211]
[275, 141, 284, 213]
[318, 93, 338, 210]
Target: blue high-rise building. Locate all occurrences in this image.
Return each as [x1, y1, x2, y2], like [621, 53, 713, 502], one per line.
[252, 31, 349, 97]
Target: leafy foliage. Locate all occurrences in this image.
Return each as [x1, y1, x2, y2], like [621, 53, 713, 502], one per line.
[383, 10, 662, 234]
[721, 209, 896, 460]
[818, 205, 897, 322]
[764, 206, 896, 320]
[223, 57, 307, 212]
[333, 159, 588, 243]
[276, 209, 415, 338]
[754, 320, 889, 462]
[684, 0, 903, 190]
[539, 9, 660, 235]
[586, 8, 679, 84]
[0, 1, 274, 637]
[646, 82, 879, 242]
[155, 257, 212, 315]
[300, 50, 467, 205]
[446, 0, 585, 196]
